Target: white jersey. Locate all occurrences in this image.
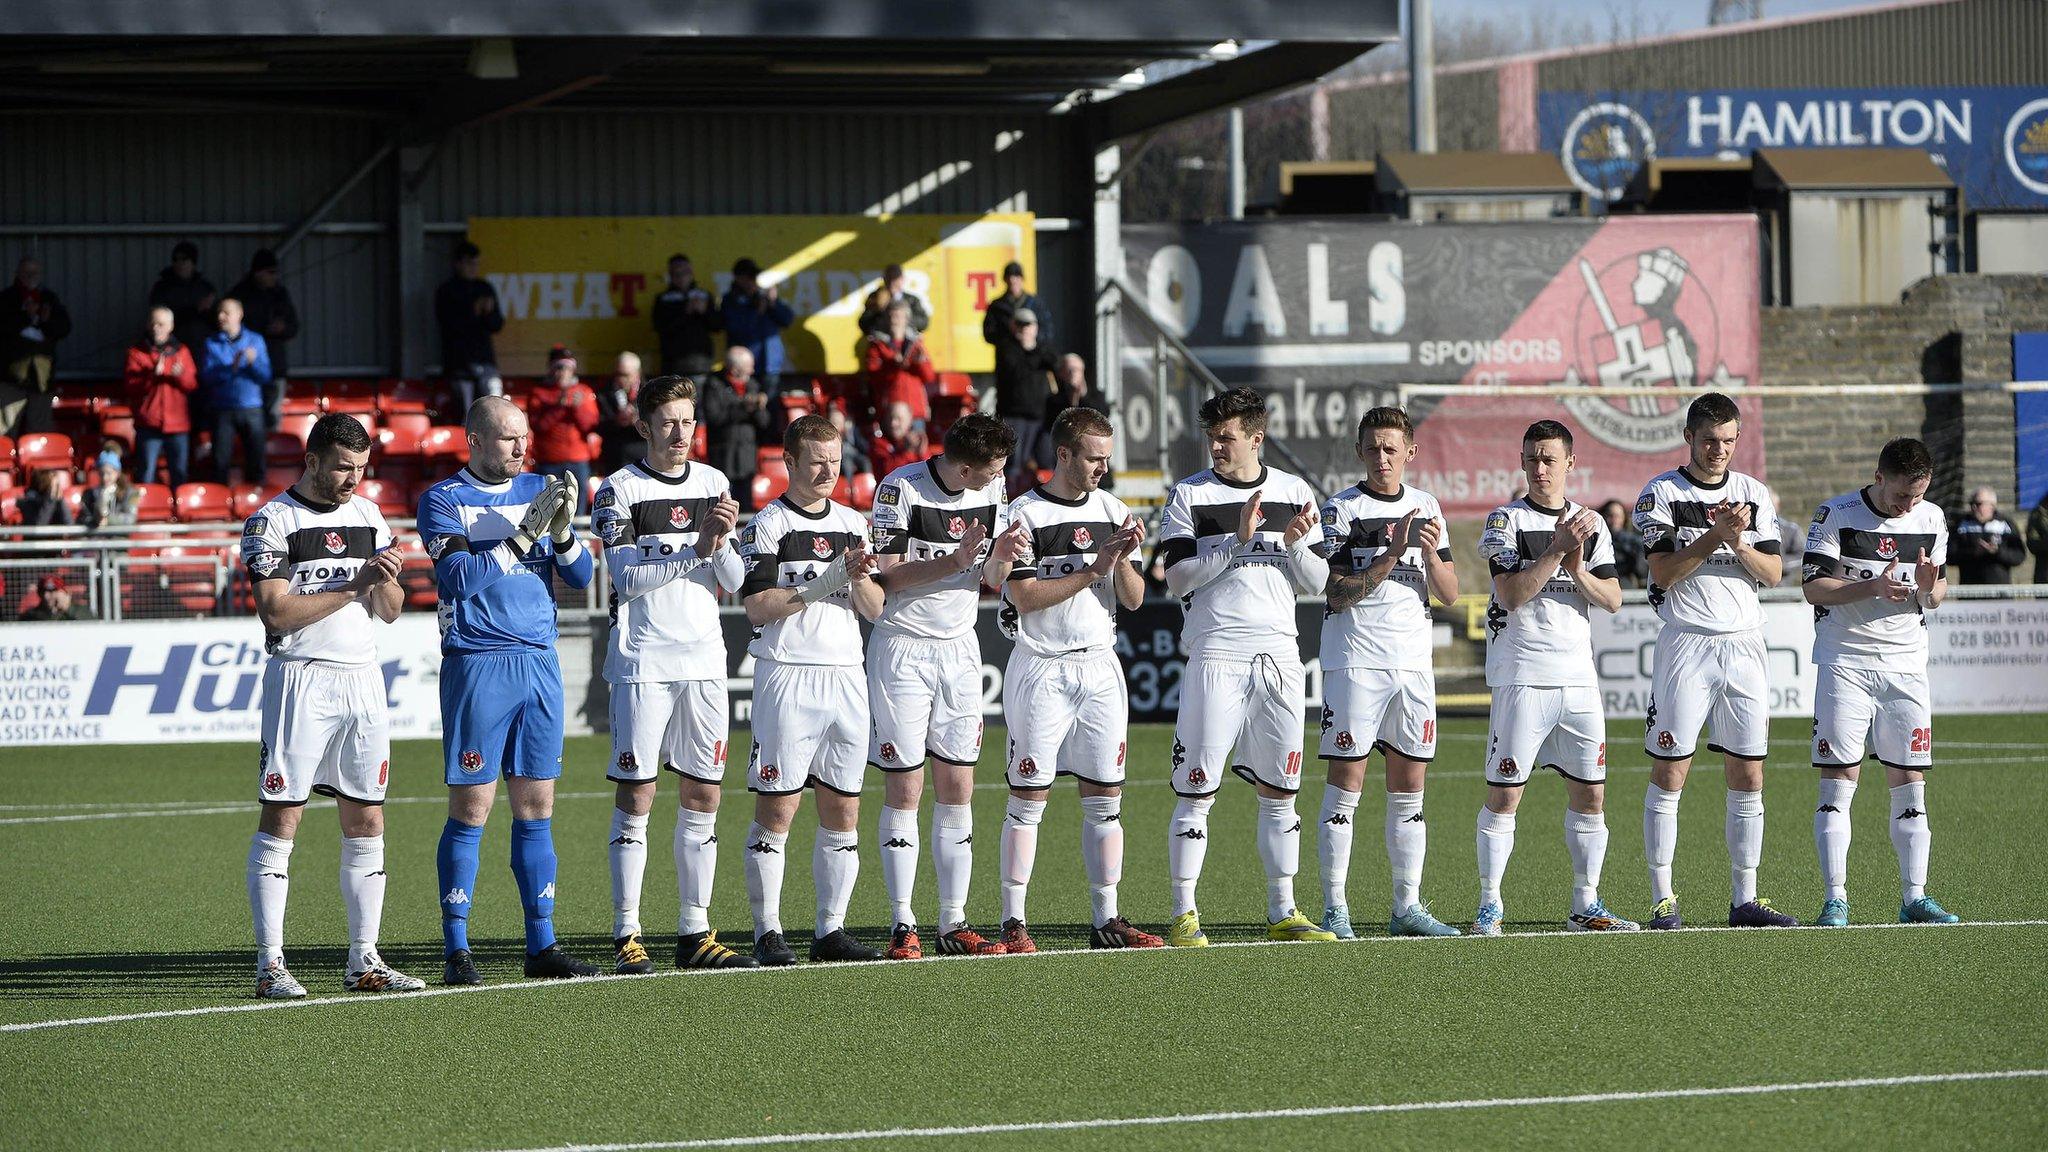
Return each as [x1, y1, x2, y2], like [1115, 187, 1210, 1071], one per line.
[738, 496, 868, 666]
[1634, 467, 1778, 634]
[1159, 465, 1317, 658]
[240, 488, 392, 665]
[1317, 483, 1450, 673]
[1000, 484, 1137, 657]
[870, 459, 1007, 641]
[1479, 497, 1617, 688]
[1803, 488, 1948, 672]
[592, 460, 741, 683]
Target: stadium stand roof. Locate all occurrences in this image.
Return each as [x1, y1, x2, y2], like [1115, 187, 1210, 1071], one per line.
[1752, 148, 1958, 193]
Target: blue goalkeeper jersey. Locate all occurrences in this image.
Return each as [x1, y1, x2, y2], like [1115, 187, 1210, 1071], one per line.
[418, 467, 595, 655]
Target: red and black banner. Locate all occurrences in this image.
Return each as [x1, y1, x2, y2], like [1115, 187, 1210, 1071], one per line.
[1119, 215, 1763, 516]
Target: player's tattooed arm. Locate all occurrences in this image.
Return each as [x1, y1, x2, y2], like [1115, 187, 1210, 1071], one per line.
[1328, 510, 1412, 611]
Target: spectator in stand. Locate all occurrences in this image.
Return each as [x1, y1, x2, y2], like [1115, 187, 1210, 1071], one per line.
[18, 468, 73, 528]
[2028, 492, 2048, 586]
[1601, 498, 1648, 588]
[1952, 486, 2027, 584]
[650, 253, 722, 377]
[528, 344, 601, 504]
[863, 298, 936, 424]
[858, 263, 929, 335]
[95, 438, 123, 477]
[597, 351, 649, 474]
[1039, 352, 1108, 467]
[868, 400, 928, 480]
[148, 241, 219, 354]
[199, 297, 271, 483]
[720, 258, 795, 394]
[0, 255, 72, 436]
[434, 241, 504, 416]
[826, 405, 871, 479]
[982, 260, 1048, 352]
[81, 468, 139, 531]
[21, 575, 89, 621]
[1770, 485, 1805, 583]
[991, 307, 1058, 491]
[227, 248, 300, 435]
[700, 346, 775, 499]
[125, 305, 200, 489]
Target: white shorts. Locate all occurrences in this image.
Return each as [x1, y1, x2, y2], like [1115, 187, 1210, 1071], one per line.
[258, 659, 391, 805]
[1812, 665, 1933, 770]
[868, 631, 985, 770]
[749, 659, 869, 797]
[1319, 667, 1437, 761]
[1645, 628, 1770, 762]
[1002, 648, 1128, 789]
[1173, 652, 1306, 795]
[609, 678, 730, 784]
[1485, 684, 1607, 786]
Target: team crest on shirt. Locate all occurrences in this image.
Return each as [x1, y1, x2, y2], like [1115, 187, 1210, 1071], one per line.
[669, 505, 692, 530]
[460, 750, 483, 771]
[1497, 757, 1519, 778]
[1072, 527, 1093, 550]
[946, 515, 966, 540]
[1335, 731, 1355, 753]
[1656, 730, 1676, 751]
[324, 531, 345, 555]
[879, 742, 898, 764]
[812, 536, 832, 559]
[1876, 536, 1898, 560]
[1017, 757, 1038, 779]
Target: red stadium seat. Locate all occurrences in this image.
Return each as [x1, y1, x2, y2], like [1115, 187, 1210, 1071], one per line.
[276, 412, 317, 446]
[174, 482, 234, 522]
[830, 476, 852, 505]
[132, 483, 175, 523]
[379, 379, 434, 416]
[98, 413, 137, 453]
[0, 436, 14, 473]
[936, 372, 976, 398]
[262, 467, 299, 497]
[383, 412, 431, 443]
[0, 495, 16, 525]
[354, 478, 412, 518]
[332, 410, 377, 440]
[321, 379, 381, 411]
[0, 472, 15, 495]
[266, 433, 306, 466]
[419, 426, 469, 462]
[750, 470, 789, 510]
[691, 424, 708, 462]
[16, 432, 73, 474]
[279, 390, 323, 417]
[231, 484, 266, 518]
[847, 471, 877, 511]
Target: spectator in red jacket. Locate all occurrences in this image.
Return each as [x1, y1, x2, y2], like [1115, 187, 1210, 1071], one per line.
[862, 299, 935, 424]
[868, 400, 929, 480]
[528, 343, 600, 507]
[124, 305, 200, 488]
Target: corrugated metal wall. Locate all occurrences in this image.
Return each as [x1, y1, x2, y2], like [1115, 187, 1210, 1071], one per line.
[2, 107, 1085, 378]
[1324, 69, 1498, 156]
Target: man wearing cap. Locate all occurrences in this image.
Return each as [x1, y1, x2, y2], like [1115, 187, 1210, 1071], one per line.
[149, 241, 220, 354]
[720, 258, 796, 395]
[990, 306, 1059, 493]
[228, 249, 301, 436]
[529, 345, 602, 503]
[982, 260, 1049, 353]
[20, 575, 89, 621]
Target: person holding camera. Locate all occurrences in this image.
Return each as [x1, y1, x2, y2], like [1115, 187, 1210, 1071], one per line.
[650, 253, 722, 378]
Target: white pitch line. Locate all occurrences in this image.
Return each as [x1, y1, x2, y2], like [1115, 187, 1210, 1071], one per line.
[481, 1068, 2048, 1152]
[5, 918, 2045, 1036]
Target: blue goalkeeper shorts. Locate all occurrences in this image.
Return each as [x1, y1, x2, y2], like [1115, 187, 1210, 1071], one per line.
[441, 648, 565, 785]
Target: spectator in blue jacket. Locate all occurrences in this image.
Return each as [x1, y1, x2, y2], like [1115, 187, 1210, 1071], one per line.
[720, 257, 795, 394]
[200, 297, 271, 483]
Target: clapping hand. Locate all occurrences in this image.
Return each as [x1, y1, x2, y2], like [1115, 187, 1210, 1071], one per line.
[1091, 516, 1145, 574]
[988, 522, 1032, 571]
[1282, 503, 1320, 548]
[951, 519, 990, 571]
[696, 493, 741, 557]
[1873, 559, 1914, 602]
[1913, 548, 1940, 600]
[548, 472, 578, 543]
[1237, 490, 1265, 544]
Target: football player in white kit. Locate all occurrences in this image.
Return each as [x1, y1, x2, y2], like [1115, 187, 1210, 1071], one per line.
[1158, 388, 1334, 947]
[1803, 437, 1959, 927]
[867, 415, 1015, 961]
[984, 407, 1165, 953]
[738, 415, 887, 965]
[1634, 392, 1799, 930]
[1473, 421, 1636, 936]
[591, 375, 757, 973]
[241, 414, 423, 997]
[1314, 407, 1462, 940]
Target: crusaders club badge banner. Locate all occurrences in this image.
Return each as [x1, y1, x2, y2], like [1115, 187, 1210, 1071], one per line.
[1120, 215, 1762, 515]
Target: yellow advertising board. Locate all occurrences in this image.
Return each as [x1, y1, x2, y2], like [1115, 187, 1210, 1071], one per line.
[464, 214, 1036, 377]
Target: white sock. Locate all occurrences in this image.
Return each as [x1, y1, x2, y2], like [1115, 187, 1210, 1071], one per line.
[338, 835, 385, 968]
[878, 805, 920, 929]
[814, 826, 860, 939]
[999, 796, 1045, 925]
[1476, 808, 1515, 908]
[1815, 777, 1857, 901]
[247, 831, 294, 971]
[1565, 809, 1609, 916]
[1257, 794, 1302, 922]
[608, 808, 650, 939]
[1080, 794, 1123, 926]
[1889, 781, 1930, 902]
[743, 822, 787, 940]
[1725, 789, 1764, 906]
[1317, 785, 1361, 909]
[1644, 784, 1682, 903]
[674, 807, 718, 935]
[1168, 796, 1214, 916]
[1385, 790, 1426, 917]
[932, 802, 974, 933]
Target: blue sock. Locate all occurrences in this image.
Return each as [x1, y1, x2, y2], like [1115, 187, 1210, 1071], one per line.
[511, 817, 558, 955]
[437, 818, 484, 955]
